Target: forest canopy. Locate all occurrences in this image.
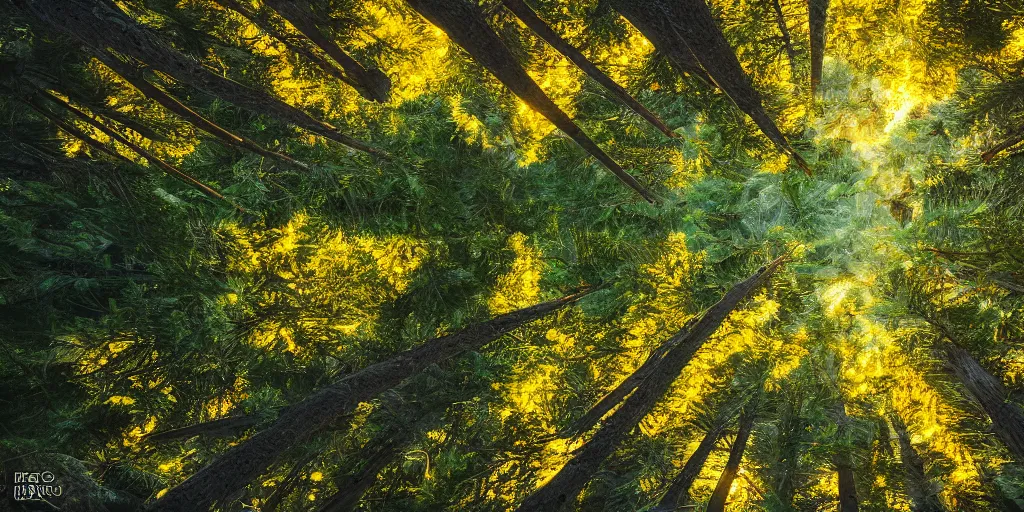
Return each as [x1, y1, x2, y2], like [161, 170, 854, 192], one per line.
[1, 0, 1024, 510]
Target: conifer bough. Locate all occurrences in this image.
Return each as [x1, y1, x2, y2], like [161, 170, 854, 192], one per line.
[517, 256, 787, 511]
[152, 289, 590, 511]
[18, 0, 385, 157]
[611, 0, 812, 176]
[405, 0, 658, 203]
[500, 0, 676, 139]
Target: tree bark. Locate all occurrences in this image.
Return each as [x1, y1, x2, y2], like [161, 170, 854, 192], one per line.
[34, 88, 243, 212]
[515, 256, 786, 512]
[143, 415, 261, 444]
[262, 0, 391, 103]
[317, 438, 403, 512]
[770, 0, 799, 79]
[982, 124, 1024, 163]
[405, 0, 657, 203]
[94, 52, 310, 170]
[21, 0, 384, 157]
[940, 340, 1024, 461]
[564, 317, 696, 438]
[890, 413, 946, 512]
[611, 0, 811, 175]
[706, 407, 756, 512]
[808, 0, 829, 96]
[609, 4, 712, 85]
[23, 98, 135, 166]
[654, 417, 730, 511]
[152, 290, 590, 512]
[501, 0, 676, 138]
[832, 402, 860, 512]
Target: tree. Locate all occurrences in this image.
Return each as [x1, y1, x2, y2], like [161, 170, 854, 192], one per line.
[889, 413, 947, 512]
[809, 0, 829, 95]
[706, 405, 757, 512]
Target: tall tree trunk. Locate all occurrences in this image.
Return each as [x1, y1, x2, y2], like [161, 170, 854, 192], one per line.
[515, 257, 786, 512]
[262, 0, 391, 103]
[23, 98, 135, 166]
[405, 0, 657, 203]
[982, 125, 1024, 163]
[563, 317, 696, 438]
[654, 416, 731, 511]
[706, 407, 756, 512]
[143, 415, 261, 444]
[770, 0, 799, 79]
[808, 0, 829, 96]
[317, 437, 403, 512]
[94, 53, 310, 170]
[213, 0, 361, 93]
[609, 5, 712, 85]
[34, 89, 242, 211]
[610, 0, 811, 176]
[940, 340, 1024, 461]
[500, 0, 675, 138]
[152, 290, 589, 512]
[832, 402, 860, 512]
[21, 0, 383, 157]
[890, 413, 946, 512]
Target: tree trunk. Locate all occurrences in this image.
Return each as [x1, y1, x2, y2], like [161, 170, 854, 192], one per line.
[262, 0, 391, 103]
[832, 401, 860, 512]
[770, 0, 799, 79]
[609, 4, 712, 85]
[515, 257, 786, 512]
[34, 88, 242, 212]
[317, 438, 402, 512]
[405, 0, 657, 203]
[654, 417, 730, 511]
[611, 0, 811, 175]
[564, 316, 696, 438]
[95, 52, 310, 170]
[706, 407, 756, 512]
[940, 340, 1024, 461]
[152, 290, 589, 512]
[808, 0, 829, 96]
[213, 0, 360, 92]
[890, 413, 946, 512]
[21, 0, 383, 157]
[501, 0, 675, 138]
[23, 98, 135, 165]
[982, 125, 1024, 163]
[143, 415, 261, 444]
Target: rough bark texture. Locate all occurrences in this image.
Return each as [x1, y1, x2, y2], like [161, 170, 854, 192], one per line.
[563, 318, 696, 438]
[143, 415, 261, 444]
[654, 419, 729, 511]
[609, 2, 711, 85]
[501, 0, 675, 138]
[262, 0, 391, 102]
[890, 414, 946, 512]
[21, 0, 382, 156]
[152, 291, 589, 512]
[941, 341, 1024, 461]
[515, 257, 786, 512]
[96, 52, 309, 170]
[706, 408, 756, 512]
[35, 88, 240, 210]
[809, 0, 829, 95]
[611, 0, 811, 175]
[405, 0, 657, 203]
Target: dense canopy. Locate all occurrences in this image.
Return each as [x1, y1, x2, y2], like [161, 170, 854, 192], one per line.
[1, 0, 1023, 510]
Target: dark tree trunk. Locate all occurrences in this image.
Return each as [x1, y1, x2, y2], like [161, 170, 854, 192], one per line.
[23, 98, 135, 165]
[21, 0, 383, 156]
[515, 257, 786, 512]
[563, 318, 696, 438]
[611, 0, 811, 175]
[608, 4, 711, 85]
[890, 413, 946, 512]
[654, 417, 730, 511]
[940, 341, 1024, 461]
[317, 438, 403, 512]
[832, 401, 860, 512]
[808, 0, 829, 96]
[213, 0, 360, 92]
[770, 0, 799, 78]
[143, 415, 261, 444]
[95, 52, 310, 170]
[34, 89, 241, 211]
[706, 408, 756, 512]
[501, 0, 675, 138]
[982, 125, 1024, 163]
[405, 0, 657, 203]
[262, 0, 391, 103]
[262, 451, 320, 512]
[152, 290, 589, 512]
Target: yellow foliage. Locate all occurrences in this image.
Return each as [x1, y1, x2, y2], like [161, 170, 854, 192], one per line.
[489, 233, 544, 315]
